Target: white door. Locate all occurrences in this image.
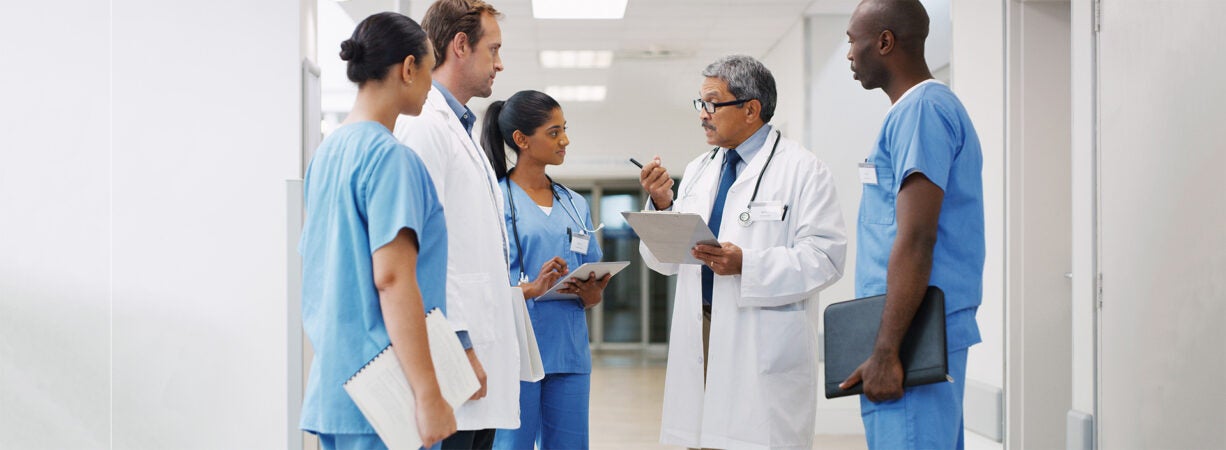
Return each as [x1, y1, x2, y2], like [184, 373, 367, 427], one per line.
[1097, 2, 1226, 448]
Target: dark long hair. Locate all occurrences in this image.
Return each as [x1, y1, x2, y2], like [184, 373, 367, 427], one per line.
[481, 90, 561, 179]
[339, 12, 430, 85]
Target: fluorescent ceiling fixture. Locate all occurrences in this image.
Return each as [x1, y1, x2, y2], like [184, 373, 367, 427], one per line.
[545, 85, 607, 102]
[539, 50, 614, 69]
[532, 0, 627, 19]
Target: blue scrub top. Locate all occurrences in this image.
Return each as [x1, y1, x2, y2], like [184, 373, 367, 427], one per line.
[502, 178, 603, 374]
[299, 121, 448, 434]
[856, 81, 985, 352]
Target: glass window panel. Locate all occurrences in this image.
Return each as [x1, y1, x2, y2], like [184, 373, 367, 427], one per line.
[597, 189, 643, 343]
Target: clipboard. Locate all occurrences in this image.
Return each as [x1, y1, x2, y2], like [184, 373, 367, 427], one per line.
[621, 211, 718, 265]
[535, 261, 631, 301]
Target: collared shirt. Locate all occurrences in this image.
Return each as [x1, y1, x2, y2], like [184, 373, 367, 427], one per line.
[433, 81, 476, 136]
[856, 80, 985, 352]
[724, 123, 773, 177]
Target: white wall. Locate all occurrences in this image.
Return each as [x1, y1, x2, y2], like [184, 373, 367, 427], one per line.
[1, 1, 305, 447]
[1005, 3, 1074, 449]
[761, 18, 808, 150]
[0, 3, 113, 447]
[1096, 2, 1226, 448]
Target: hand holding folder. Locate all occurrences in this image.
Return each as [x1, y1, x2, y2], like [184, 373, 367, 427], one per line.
[823, 286, 951, 399]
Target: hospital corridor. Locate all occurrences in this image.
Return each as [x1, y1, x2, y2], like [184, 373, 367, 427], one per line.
[2, 0, 1224, 449]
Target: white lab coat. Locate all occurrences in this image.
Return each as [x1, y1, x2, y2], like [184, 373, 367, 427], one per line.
[642, 131, 846, 450]
[394, 86, 520, 430]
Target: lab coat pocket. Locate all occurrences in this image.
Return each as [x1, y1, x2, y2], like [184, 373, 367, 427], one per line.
[755, 306, 810, 375]
[745, 199, 790, 246]
[451, 271, 497, 343]
[859, 166, 896, 225]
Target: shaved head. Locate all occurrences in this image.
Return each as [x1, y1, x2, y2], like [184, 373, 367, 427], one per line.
[846, 0, 933, 93]
[853, 0, 930, 54]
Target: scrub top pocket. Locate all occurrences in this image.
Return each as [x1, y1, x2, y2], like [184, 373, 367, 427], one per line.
[859, 165, 897, 225]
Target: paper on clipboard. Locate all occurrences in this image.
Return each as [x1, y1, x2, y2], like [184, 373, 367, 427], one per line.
[621, 211, 718, 265]
[535, 261, 631, 302]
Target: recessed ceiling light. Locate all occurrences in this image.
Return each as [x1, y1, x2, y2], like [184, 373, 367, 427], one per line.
[539, 50, 614, 69]
[532, 0, 627, 19]
[545, 85, 608, 102]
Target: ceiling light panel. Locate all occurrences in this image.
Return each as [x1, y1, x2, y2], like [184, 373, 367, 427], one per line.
[532, 0, 628, 19]
[545, 85, 608, 102]
[539, 50, 614, 69]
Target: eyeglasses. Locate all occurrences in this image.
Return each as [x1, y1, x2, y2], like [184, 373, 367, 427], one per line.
[692, 98, 752, 114]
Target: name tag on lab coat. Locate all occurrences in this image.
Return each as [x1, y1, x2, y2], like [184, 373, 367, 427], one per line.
[858, 163, 879, 185]
[570, 231, 591, 254]
[749, 201, 787, 222]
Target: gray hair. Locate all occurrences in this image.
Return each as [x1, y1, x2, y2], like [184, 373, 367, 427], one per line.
[702, 55, 777, 123]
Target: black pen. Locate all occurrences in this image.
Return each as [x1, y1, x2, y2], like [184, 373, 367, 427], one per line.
[629, 158, 644, 169]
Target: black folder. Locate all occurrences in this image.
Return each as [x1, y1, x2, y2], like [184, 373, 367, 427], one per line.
[823, 286, 950, 399]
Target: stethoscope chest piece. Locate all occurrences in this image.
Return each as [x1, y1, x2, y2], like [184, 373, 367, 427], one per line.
[738, 210, 752, 227]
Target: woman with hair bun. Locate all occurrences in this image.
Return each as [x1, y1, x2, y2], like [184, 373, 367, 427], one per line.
[299, 12, 455, 450]
[483, 91, 609, 450]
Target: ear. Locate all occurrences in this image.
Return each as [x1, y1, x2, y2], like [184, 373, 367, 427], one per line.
[743, 99, 761, 124]
[450, 32, 471, 60]
[878, 29, 895, 56]
[400, 55, 417, 85]
[512, 129, 529, 150]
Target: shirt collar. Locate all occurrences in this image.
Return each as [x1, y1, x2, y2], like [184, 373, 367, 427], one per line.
[433, 81, 476, 136]
[726, 123, 773, 165]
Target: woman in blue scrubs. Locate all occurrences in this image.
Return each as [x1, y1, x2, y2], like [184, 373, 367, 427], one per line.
[482, 91, 610, 450]
[298, 12, 455, 450]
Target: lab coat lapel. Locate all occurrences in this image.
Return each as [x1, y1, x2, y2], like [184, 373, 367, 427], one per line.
[425, 87, 510, 265]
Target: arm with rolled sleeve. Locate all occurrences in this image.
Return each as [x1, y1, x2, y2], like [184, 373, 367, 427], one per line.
[738, 160, 847, 307]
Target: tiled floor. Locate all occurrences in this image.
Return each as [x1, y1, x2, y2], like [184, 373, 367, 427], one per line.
[589, 349, 867, 450]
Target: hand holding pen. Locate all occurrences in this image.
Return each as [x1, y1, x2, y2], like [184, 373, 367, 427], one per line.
[633, 156, 674, 210]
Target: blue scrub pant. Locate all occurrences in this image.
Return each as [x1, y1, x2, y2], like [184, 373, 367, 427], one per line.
[860, 348, 969, 450]
[316, 432, 441, 450]
[493, 373, 590, 450]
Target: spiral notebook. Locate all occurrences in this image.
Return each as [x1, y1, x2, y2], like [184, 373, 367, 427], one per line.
[343, 309, 479, 450]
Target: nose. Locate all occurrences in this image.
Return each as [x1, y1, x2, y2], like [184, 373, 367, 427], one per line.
[698, 108, 712, 120]
[494, 54, 504, 72]
[560, 132, 569, 147]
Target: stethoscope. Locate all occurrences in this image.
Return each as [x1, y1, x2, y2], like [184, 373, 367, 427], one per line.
[680, 129, 782, 227]
[505, 173, 604, 284]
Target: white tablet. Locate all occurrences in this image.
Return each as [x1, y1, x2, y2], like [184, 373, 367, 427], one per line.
[535, 261, 631, 302]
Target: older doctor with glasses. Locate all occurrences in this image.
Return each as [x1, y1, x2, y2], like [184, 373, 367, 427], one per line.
[638, 55, 847, 450]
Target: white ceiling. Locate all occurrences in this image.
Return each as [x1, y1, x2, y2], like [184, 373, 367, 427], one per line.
[321, 0, 866, 178]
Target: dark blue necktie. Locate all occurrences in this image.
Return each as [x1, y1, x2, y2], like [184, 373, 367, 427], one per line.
[702, 149, 741, 305]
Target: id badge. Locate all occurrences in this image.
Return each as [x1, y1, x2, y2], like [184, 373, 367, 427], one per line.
[858, 162, 879, 185]
[749, 200, 787, 222]
[570, 231, 591, 254]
